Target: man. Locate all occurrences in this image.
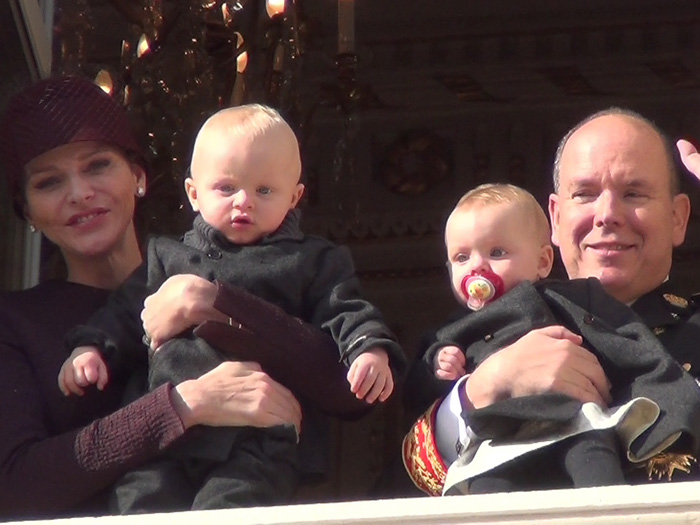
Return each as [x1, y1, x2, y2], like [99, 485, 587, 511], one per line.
[403, 108, 700, 495]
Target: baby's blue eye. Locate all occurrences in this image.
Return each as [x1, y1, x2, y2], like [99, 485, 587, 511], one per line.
[454, 253, 469, 264]
[491, 248, 506, 258]
[258, 187, 272, 195]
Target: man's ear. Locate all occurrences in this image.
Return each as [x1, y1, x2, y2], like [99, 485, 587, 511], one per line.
[671, 193, 691, 247]
[290, 183, 305, 208]
[538, 244, 555, 279]
[548, 193, 561, 247]
[184, 178, 200, 212]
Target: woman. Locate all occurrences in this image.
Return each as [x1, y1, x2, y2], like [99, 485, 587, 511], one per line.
[0, 76, 301, 520]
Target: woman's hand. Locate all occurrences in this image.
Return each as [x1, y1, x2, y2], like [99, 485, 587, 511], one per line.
[141, 274, 228, 350]
[171, 361, 302, 433]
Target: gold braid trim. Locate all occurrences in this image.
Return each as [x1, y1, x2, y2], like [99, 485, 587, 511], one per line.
[402, 400, 448, 496]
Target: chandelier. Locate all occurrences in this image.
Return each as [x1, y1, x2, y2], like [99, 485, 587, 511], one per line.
[52, 0, 365, 234]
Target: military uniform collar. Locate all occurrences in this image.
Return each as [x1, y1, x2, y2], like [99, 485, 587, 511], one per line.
[631, 281, 691, 331]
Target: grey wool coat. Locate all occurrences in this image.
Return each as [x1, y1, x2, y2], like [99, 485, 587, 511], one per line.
[424, 278, 700, 463]
[68, 210, 405, 416]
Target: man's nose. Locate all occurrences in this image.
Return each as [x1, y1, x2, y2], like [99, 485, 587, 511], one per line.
[594, 191, 624, 227]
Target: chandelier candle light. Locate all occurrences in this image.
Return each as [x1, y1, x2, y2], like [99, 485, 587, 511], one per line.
[338, 0, 354, 54]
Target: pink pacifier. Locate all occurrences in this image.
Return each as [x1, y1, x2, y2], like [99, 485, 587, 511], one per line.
[460, 270, 504, 311]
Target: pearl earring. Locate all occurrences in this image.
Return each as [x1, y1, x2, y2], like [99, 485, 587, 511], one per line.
[137, 187, 145, 197]
[29, 224, 37, 233]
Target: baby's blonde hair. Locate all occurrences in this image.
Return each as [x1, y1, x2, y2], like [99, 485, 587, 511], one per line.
[191, 104, 300, 176]
[452, 183, 551, 246]
[202, 104, 289, 138]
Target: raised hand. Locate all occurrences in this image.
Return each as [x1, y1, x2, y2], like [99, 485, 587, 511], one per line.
[677, 139, 700, 182]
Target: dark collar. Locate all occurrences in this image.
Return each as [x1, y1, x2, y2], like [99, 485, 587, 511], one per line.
[631, 281, 689, 329]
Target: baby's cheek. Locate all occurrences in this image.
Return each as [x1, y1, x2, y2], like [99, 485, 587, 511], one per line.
[450, 274, 468, 305]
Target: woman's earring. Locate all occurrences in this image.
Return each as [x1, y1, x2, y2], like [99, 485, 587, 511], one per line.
[137, 187, 145, 197]
[28, 224, 37, 233]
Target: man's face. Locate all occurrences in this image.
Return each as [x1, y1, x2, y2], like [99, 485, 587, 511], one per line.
[548, 114, 690, 304]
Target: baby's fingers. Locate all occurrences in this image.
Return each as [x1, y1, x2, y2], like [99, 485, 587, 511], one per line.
[362, 374, 386, 404]
[73, 365, 91, 388]
[377, 373, 394, 402]
[96, 362, 109, 391]
[347, 362, 369, 394]
[59, 365, 84, 396]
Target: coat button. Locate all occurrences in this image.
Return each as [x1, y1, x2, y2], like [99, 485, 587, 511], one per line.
[583, 314, 594, 324]
[484, 334, 493, 341]
[207, 249, 222, 260]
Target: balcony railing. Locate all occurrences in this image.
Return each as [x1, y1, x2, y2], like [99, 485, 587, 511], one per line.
[9, 481, 700, 525]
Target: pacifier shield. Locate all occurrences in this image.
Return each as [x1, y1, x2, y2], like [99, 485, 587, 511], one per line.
[461, 271, 504, 311]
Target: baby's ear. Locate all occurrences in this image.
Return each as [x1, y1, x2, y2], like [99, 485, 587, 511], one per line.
[538, 244, 554, 278]
[184, 178, 200, 212]
[290, 183, 305, 208]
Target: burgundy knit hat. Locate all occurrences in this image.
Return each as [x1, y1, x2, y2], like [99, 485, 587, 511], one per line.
[0, 75, 147, 218]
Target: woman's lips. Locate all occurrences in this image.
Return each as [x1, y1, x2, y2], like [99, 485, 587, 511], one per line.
[66, 209, 108, 227]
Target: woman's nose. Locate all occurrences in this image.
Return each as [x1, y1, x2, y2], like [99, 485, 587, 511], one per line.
[67, 175, 95, 203]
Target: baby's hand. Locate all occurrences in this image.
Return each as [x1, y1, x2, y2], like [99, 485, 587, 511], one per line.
[58, 346, 109, 396]
[434, 345, 466, 380]
[346, 347, 394, 404]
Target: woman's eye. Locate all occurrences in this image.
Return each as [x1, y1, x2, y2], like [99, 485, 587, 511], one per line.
[86, 158, 111, 174]
[32, 176, 61, 191]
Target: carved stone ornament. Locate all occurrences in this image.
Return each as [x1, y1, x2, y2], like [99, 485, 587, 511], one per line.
[376, 130, 453, 196]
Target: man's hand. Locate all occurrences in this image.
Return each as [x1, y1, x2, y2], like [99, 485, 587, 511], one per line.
[58, 346, 109, 396]
[434, 345, 467, 380]
[142, 274, 228, 351]
[347, 347, 394, 403]
[465, 325, 611, 410]
[678, 139, 700, 181]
